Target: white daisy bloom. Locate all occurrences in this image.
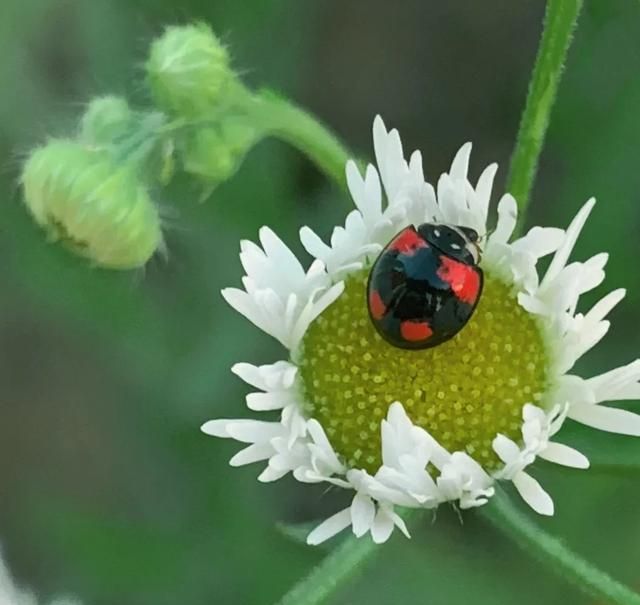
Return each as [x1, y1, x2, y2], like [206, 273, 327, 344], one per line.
[203, 116, 640, 544]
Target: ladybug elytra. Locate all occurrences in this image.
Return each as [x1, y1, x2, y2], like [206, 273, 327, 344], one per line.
[367, 223, 484, 349]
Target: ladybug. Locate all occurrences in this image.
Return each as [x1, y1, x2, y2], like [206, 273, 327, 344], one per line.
[367, 223, 483, 349]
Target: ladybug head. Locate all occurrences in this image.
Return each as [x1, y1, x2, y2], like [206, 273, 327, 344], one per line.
[417, 223, 482, 266]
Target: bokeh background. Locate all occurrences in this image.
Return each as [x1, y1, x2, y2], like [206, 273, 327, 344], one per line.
[1, 1, 640, 604]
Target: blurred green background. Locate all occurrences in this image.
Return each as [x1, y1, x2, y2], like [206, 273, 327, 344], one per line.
[1, 1, 640, 604]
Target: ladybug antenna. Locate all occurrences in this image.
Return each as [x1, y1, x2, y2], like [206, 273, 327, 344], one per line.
[480, 225, 497, 242]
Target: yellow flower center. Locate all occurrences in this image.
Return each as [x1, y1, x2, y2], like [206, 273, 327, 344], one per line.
[297, 268, 551, 473]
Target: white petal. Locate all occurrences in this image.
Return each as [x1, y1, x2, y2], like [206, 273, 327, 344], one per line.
[350, 493, 376, 537]
[474, 162, 498, 222]
[585, 289, 626, 324]
[289, 281, 345, 350]
[229, 443, 274, 466]
[568, 404, 640, 436]
[449, 142, 472, 181]
[554, 374, 595, 407]
[373, 116, 406, 200]
[538, 442, 590, 469]
[230, 362, 264, 389]
[386, 401, 409, 426]
[492, 434, 521, 465]
[259, 226, 304, 280]
[408, 150, 425, 181]
[586, 360, 640, 402]
[388, 510, 411, 539]
[258, 465, 289, 483]
[299, 226, 331, 260]
[346, 160, 366, 208]
[246, 392, 289, 411]
[512, 226, 564, 258]
[201, 419, 233, 438]
[541, 198, 595, 289]
[371, 509, 395, 544]
[306, 419, 333, 450]
[226, 421, 282, 443]
[231, 361, 297, 391]
[363, 165, 383, 220]
[512, 472, 554, 516]
[307, 508, 352, 545]
[221, 287, 281, 343]
[437, 174, 461, 224]
[490, 194, 518, 245]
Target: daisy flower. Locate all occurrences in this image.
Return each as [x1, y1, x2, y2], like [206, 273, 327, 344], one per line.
[202, 116, 640, 545]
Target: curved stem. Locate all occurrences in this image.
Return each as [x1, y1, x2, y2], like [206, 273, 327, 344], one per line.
[507, 0, 583, 234]
[247, 89, 352, 190]
[275, 534, 378, 605]
[275, 509, 420, 605]
[481, 489, 640, 605]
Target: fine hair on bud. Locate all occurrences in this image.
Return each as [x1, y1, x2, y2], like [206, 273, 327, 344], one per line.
[146, 23, 233, 118]
[80, 96, 134, 147]
[21, 139, 163, 269]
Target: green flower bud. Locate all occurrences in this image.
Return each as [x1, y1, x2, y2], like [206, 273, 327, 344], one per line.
[146, 23, 233, 118]
[220, 116, 259, 157]
[22, 139, 162, 269]
[80, 96, 134, 146]
[179, 118, 259, 190]
[180, 128, 235, 184]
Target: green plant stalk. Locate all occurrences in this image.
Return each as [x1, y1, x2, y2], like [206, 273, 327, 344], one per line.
[247, 89, 351, 190]
[481, 490, 640, 605]
[275, 534, 378, 605]
[506, 0, 583, 233]
[275, 509, 422, 605]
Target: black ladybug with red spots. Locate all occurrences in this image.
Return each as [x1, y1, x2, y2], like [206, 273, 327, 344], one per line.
[367, 223, 484, 349]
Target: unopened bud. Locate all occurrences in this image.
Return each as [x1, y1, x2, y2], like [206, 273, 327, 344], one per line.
[80, 96, 134, 146]
[179, 117, 259, 190]
[22, 139, 162, 269]
[146, 23, 233, 118]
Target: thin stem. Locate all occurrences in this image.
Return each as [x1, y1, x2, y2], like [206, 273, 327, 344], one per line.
[275, 510, 420, 605]
[275, 534, 378, 605]
[248, 89, 352, 190]
[507, 0, 583, 233]
[481, 489, 640, 605]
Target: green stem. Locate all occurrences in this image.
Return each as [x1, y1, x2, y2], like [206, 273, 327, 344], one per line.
[276, 534, 378, 605]
[247, 89, 352, 190]
[275, 510, 420, 605]
[507, 0, 583, 233]
[481, 489, 640, 605]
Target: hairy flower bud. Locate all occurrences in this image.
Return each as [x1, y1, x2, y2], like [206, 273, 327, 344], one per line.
[146, 23, 233, 118]
[80, 96, 134, 146]
[179, 118, 258, 189]
[22, 139, 162, 269]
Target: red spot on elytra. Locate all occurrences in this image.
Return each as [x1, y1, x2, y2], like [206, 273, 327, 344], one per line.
[437, 256, 481, 304]
[369, 290, 386, 320]
[389, 228, 428, 255]
[400, 320, 433, 342]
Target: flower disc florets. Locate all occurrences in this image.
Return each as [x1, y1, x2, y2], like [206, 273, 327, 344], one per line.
[299, 269, 549, 472]
[205, 116, 640, 545]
